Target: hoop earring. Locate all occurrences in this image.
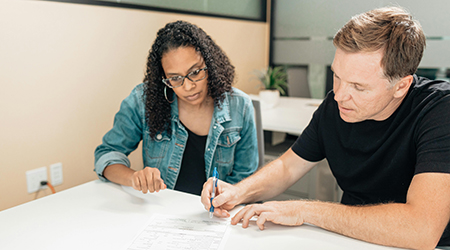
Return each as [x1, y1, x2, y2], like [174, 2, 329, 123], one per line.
[164, 86, 174, 103]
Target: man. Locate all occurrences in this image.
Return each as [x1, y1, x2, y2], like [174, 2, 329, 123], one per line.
[201, 6, 450, 250]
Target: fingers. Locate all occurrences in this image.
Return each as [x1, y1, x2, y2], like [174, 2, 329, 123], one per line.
[131, 173, 143, 192]
[213, 207, 231, 218]
[201, 179, 237, 219]
[211, 188, 232, 208]
[231, 201, 305, 230]
[256, 213, 269, 230]
[131, 167, 165, 194]
[140, 172, 149, 193]
[211, 180, 238, 209]
[148, 170, 156, 192]
[202, 179, 238, 209]
[231, 204, 268, 230]
[231, 205, 256, 227]
[201, 178, 214, 209]
[151, 169, 164, 192]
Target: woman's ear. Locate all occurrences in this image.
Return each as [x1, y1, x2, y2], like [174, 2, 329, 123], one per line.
[393, 75, 413, 98]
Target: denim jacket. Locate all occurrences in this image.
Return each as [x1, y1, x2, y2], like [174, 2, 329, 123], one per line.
[94, 84, 258, 189]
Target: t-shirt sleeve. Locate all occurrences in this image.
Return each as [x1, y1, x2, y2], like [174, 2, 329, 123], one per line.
[291, 102, 326, 162]
[415, 94, 450, 174]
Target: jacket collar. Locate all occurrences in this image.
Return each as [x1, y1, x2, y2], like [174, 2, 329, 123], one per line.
[213, 92, 231, 124]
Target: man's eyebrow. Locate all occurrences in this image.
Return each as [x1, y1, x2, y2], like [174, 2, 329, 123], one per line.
[330, 66, 367, 87]
[330, 66, 338, 78]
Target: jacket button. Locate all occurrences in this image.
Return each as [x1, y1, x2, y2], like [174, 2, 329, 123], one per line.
[156, 134, 162, 140]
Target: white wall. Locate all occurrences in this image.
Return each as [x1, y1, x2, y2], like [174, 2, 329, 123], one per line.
[0, 0, 269, 211]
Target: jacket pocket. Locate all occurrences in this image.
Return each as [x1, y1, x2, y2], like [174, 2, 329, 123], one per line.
[143, 132, 170, 159]
[215, 131, 241, 164]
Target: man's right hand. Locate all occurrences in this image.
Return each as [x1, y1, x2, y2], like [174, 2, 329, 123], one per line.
[131, 167, 166, 194]
[201, 178, 242, 218]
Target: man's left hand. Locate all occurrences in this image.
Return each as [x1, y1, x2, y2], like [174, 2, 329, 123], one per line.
[231, 200, 305, 230]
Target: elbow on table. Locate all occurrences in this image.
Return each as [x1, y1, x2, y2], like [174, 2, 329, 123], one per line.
[413, 241, 439, 250]
[409, 224, 443, 250]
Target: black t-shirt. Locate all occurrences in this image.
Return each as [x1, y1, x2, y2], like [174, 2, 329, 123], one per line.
[291, 75, 450, 245]
[174, 124, 207, 196]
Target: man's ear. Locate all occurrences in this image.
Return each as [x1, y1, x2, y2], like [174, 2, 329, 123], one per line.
[393, 75, 413, 98]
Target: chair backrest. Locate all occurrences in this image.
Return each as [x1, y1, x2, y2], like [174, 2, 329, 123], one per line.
[287, 67, 311, 98]
[252, 99, 265, 168]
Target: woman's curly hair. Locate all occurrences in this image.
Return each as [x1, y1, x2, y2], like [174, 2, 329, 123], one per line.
[143, 20, 235, 139]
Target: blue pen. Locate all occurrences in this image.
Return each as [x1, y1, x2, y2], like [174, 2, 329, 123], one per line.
[209, 167, 219, 218]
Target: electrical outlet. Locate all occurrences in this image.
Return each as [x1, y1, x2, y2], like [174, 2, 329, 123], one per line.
[50, 162, 63, 186]
[26, 167, 47, 193]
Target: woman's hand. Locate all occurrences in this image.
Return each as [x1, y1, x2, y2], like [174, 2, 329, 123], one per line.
[131, 167, 166, 193]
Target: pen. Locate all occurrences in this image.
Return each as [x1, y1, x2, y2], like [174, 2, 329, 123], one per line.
[209, 167, 219, 218]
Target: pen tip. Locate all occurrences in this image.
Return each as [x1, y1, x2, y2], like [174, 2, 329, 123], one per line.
[209, 213, 213, 218]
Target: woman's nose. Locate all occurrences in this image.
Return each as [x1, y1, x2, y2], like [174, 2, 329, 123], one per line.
[183, 78, 196, 91]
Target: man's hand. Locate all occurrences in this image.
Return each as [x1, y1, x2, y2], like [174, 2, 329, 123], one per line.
[131, 167, 166, 194]
[201, 178, 242, 218]
[231, 200, 305, 230]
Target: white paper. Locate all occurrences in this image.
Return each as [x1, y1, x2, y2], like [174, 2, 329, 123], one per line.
[127, 214, 231, 250]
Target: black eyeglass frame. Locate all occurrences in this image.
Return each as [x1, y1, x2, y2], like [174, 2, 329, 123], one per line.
[162, 66, 208, 89]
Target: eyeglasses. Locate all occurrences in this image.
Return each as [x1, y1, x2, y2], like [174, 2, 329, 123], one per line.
[162, 66, 208, 88]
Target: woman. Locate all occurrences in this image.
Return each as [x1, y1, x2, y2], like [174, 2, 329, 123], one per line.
[94, 20, 258, 196]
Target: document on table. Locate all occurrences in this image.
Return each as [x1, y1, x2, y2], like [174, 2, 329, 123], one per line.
[127, 213, 231, 250]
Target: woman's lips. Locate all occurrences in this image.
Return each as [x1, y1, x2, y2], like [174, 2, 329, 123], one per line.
[185, 92, 200, 101]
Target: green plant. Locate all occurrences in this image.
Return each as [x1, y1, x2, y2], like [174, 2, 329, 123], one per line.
[257, 66, 288, 95]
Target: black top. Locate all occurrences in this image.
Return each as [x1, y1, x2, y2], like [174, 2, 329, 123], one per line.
[291, 75, 450, 246]
[174, 124, 207, 196]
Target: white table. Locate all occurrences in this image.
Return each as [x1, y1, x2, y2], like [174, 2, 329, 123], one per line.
[250, 94, 322, 136]
[250, 94, 322, 145]
[0, 180, 404, 250]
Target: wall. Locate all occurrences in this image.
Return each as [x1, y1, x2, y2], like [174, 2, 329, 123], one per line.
[0, 0, 269, 211]
[272, 0, 450, 98]
[272, 0, 450, 67]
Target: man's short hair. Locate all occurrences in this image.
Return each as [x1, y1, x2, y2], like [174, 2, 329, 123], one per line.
[333, 6, 426, 82]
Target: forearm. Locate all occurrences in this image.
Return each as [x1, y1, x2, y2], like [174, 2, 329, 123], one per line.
[230, 171, 450, 249]
[301, 201, 440, 250]
[103, 164, 135, 187]
[236, 149, 315, 204]
[234, 159, 290, 203]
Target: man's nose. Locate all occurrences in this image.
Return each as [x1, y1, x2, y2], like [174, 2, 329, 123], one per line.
[334, 82, 351, 102]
